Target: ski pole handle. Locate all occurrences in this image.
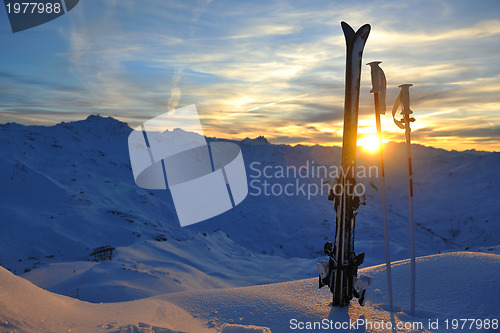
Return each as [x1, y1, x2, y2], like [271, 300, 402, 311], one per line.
[398, 84, 413, 116]
[367, 61, 387, 114]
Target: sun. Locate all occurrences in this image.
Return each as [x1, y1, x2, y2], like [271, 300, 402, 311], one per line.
[358, 135, 381, 153]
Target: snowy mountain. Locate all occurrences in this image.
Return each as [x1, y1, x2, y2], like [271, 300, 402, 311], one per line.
[0, 115, 499, 325]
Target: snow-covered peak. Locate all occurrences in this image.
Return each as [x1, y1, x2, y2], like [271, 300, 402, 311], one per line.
[240, 136, 270, 145]
[56, 114, 132, 136]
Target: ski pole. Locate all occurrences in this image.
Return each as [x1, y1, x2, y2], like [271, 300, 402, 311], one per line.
[392, 84, 416, 316]
[367, 61, 393, 312]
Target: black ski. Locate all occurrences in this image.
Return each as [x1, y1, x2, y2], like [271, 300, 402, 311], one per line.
[326, 22, 370, 307]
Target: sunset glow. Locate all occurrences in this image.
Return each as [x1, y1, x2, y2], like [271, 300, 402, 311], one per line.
[358, 135, 381, 153]
[0, 1, 499, 151]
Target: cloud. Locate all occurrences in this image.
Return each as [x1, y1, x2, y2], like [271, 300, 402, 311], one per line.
[413, 126, 500, 140]
[370, 20, 500, 47]
[190, 0, 213, 36]
[168, 69, 183, 112]
[1, 0, 500, 151]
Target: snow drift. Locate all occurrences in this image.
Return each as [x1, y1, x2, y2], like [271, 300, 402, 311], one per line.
[1, 252, 498, 332]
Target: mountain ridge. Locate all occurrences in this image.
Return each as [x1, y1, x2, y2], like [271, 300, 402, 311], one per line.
[3, 114, 497, 153]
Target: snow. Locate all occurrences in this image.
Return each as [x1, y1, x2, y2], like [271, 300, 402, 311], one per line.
[0, 116, 499, 331]
[0, 264, 215, 332]
[220, 324, 272, 333]
[23, 233, 314, 302]
[1, 252, 499, 332]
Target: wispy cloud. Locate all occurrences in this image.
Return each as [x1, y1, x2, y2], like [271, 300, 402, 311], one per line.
[1, 0, 499, 151]
[168, 69, 183, 112]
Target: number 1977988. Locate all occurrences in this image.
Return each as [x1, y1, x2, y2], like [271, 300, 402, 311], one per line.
[444, 318, 498, 330]
[6, 2, 62, 14]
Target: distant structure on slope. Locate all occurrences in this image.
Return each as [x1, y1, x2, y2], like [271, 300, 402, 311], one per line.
[90, 245, 115, 262]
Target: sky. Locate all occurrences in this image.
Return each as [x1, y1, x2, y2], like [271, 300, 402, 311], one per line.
[0, 0, 499, 151]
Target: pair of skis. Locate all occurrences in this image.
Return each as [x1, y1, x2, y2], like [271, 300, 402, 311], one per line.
[318, 22, 370, 307]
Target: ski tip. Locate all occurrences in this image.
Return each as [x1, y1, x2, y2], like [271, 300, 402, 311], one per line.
[359, 23, 371, 31]
[341, 21, 355, 43]
[340, 21, 351, 30]
[358, 24, 371, 39]
[341, 22, 371, 45]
